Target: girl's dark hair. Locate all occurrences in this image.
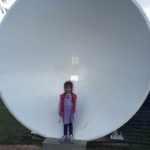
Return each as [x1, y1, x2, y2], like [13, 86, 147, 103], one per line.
[64, 80, 73, 92]
[63, 81, 74, 101]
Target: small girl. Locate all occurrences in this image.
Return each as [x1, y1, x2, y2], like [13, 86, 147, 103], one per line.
[59, 80, 77, 143]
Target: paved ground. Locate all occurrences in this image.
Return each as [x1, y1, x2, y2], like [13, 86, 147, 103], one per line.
[0, 144, 150, 150]
[0, 145, 42, 150]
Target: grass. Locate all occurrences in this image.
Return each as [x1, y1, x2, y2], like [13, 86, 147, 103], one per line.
[0, 98, 45, 144]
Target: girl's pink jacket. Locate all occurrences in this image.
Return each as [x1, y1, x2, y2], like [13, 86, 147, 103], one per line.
[59, 92, 77, 116]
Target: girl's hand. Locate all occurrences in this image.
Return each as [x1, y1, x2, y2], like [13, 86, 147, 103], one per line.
[59, 112, 63, 116]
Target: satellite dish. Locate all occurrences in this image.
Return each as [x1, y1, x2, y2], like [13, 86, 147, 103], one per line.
[0, 0, 150, 140]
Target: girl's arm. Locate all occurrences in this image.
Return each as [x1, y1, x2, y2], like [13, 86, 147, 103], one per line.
[59, 95, 63, 116]
[73, 94, 77, 113]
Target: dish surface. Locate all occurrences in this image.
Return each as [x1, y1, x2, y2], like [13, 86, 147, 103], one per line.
[0, 0, 150, 140]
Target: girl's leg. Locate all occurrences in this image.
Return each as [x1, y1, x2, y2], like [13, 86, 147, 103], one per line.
[59, 124, 68, 143]
[64, 124, 68, 135]
[69, 122, 73, 135]
[68, 123, 74, 143]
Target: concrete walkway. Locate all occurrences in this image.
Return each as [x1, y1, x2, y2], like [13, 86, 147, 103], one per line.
[0, 145, 42, 150]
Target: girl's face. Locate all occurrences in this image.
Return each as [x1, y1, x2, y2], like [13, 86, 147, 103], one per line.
[65, 85, 72, 93]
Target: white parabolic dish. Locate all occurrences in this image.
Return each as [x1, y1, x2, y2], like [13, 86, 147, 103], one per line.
[0, 0, 150, 141]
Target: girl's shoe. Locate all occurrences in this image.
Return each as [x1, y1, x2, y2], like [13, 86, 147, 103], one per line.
[59, 135, 68, 143]
[69, 134, 74, 144]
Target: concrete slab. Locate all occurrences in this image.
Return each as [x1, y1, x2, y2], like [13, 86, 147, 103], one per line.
[42, 137, 87, 150]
